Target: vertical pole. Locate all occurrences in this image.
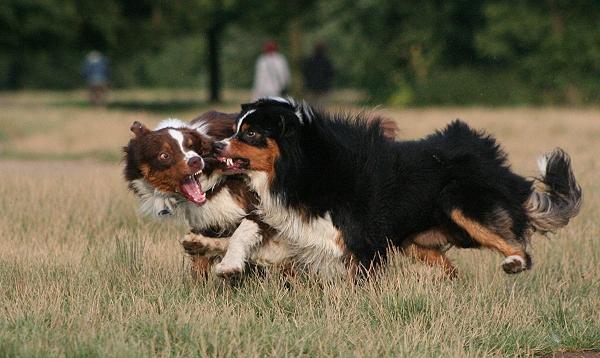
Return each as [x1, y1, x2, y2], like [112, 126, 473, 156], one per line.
[208, 26, 221, 103]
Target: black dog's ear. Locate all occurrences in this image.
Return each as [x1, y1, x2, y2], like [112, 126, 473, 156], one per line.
[241, 103, 253, 113]
[278, 111, 303, 138]
[130, 121, 150, 137]
[278, 115, 287, 137]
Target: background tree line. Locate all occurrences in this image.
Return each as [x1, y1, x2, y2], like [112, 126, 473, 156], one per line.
[1, 0, 599, 105]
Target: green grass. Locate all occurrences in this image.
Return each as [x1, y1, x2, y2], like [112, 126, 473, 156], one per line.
[0, 90, 599, 357]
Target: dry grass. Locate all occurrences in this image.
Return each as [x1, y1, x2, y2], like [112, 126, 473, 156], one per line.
[1, 90, 599, 357]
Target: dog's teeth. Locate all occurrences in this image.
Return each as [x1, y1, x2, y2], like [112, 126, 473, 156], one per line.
[227, 158, 233, 166]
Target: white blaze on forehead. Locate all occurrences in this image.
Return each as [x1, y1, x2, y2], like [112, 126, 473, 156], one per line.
[235, 109, 256, 135]
[168, 129, 201, 162]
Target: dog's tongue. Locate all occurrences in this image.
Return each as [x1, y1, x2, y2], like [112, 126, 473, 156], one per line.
[180, 177, 206, 205]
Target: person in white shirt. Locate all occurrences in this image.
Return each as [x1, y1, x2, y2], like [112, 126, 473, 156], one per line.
[252, 41, 291, 100]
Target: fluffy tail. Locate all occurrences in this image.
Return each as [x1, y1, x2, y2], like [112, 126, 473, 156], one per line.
[525, 148, 583, 234]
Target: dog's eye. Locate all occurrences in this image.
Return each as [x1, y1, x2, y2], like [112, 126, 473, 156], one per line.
[159, 153, 170, 160]
[246, 130, 256, 138]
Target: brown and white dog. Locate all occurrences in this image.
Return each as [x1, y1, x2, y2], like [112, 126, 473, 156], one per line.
[123, 111, 293, 278]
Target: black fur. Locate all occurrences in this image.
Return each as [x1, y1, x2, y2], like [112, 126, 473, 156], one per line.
[225, 99, 538, 269]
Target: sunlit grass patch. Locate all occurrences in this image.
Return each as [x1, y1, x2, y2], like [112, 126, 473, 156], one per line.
[0, 93, 599, 356]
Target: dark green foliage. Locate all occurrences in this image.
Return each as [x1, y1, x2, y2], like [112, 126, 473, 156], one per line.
[1, 0, 600, 105]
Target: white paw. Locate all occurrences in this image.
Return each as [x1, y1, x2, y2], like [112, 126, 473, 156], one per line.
[215, 261, 244, 278]
[501, 255, 526, 274]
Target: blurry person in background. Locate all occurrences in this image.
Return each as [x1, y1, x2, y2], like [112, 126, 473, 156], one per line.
[252, 41, 291, 100]
[303, 42, 334, 106]
[81, 51, 111, 106]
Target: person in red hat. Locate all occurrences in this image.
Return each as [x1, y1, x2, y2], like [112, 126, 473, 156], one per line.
[252, 40, 291, 100]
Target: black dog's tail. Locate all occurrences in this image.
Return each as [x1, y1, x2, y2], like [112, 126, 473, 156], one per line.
[525, 148, 583, 234]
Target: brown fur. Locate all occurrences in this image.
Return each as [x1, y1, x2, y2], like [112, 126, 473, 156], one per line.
[450, 209, 526, 260]
[124, 111, 292, 278]
[124, 111, 234, 277]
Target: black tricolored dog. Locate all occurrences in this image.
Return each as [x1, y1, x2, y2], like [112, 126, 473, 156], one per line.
[212, 97, 582, 279]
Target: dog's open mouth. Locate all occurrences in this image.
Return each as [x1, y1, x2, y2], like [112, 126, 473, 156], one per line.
[217, 157, 250, 173]
[180, 174, 206, 205]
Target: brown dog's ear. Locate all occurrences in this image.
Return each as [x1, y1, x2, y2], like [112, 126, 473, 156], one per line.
[187, 130, 212, 155]
[367, 115, 399, 140]
[190, 110, 238, 140]
[130, 121, 149, 136]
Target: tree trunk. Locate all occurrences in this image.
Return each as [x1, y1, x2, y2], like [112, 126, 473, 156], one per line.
[289, 19, 303, 98]
[208, 26, 221, 103]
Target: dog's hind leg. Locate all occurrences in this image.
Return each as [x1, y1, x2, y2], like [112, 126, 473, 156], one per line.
[190, 257, 218, 279]
[401, 229, 458, 279]
[449, 209, 531, 274]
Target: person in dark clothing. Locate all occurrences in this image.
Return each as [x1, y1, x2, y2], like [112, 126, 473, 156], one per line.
[303, 42, 334, 106]
[81, 51, 111, 106]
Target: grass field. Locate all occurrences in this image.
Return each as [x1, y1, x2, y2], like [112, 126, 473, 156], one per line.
[1, 90, 599, 357]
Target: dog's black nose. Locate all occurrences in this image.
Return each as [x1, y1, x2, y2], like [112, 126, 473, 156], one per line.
[212, 141, 225, 154]
[188, 156, 204, 173]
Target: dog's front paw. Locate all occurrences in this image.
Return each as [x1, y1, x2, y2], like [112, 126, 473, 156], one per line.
[501, 254, 531, 274]
[214, 261, 244, 279]
[181, 233, 227, 257]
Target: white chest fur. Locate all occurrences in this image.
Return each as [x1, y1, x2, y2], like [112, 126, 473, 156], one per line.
[247, 171, 347, 277]
[130, 178, 246, 233]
